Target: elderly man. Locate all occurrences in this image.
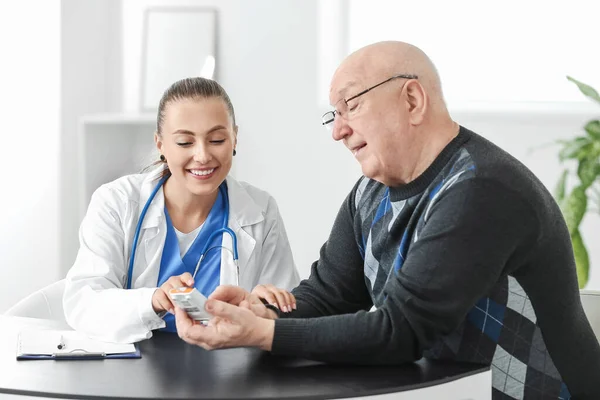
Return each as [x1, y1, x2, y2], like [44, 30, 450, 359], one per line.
[175, 41, 600, 399]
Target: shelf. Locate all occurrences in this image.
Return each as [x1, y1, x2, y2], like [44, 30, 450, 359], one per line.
[78, 113, 158, 218]
[80, 113, 156, 125]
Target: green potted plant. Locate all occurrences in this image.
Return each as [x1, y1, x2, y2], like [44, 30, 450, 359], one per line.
[555, 77, 600, 288]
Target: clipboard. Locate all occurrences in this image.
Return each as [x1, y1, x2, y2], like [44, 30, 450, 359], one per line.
[16, 329, 141, 361]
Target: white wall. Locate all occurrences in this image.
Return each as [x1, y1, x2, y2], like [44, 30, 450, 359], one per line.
[347, 0, 600, 103]
[0, 1, 61, 311]
[59, 0, 123, 276]
[122, 0, 362, 278]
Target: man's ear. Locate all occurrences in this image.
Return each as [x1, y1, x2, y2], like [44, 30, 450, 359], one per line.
[404, 80, 427, 125]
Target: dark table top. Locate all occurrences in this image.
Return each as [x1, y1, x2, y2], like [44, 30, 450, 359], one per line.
[0, 316, 489, 399]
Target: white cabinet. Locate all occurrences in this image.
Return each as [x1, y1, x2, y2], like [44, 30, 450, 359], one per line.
[78, 113, 158, 218]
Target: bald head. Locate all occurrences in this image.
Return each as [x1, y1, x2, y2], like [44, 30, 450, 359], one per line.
[331, 41, 444, 109]
[327, 41, 458, 186]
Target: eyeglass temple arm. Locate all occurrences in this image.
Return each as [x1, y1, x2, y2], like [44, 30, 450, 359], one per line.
[346, 74, 418, 103]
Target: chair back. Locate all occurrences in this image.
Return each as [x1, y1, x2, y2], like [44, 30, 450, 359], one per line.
[581, 289, 600, 341]
[4, 279, 66, 322]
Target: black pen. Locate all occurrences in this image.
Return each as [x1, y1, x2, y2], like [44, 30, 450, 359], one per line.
[57, 335, 65, 350]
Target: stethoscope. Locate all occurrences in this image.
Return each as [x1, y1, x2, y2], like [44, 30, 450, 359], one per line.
[125, 173, 239, 289]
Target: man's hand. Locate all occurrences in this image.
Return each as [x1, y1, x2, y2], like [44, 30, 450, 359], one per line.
[174, 297, 275, 351]
[151, 272, 194, 314]
[251, 284, 296, 313]
[210, 285, 279, 320]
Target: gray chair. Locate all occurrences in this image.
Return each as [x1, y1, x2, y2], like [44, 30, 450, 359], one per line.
[581, 289, 600, 341]
[4, 279, 66, 322]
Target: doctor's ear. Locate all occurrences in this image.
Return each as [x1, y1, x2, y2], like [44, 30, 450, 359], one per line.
[154, 131, 163, 150]
[232, 126, 238, 156]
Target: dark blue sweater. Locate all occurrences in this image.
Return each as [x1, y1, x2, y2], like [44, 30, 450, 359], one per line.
[274, 126, 600, 399]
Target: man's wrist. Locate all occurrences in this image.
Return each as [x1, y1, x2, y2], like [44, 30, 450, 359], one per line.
[256, 318, 275, 351]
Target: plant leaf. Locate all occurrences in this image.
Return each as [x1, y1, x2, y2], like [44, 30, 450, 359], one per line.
[567, 76, 600, 104]
[593, 183, 600, 212]
[562, 185, 587, 234]
[585, 120, 600, 141]
[591, 141, 600, 159]
[577, 158, 598, 188]
[558, 137, 592, 161]
[571, 229, 590, 288]
[555, 169, 568, 206]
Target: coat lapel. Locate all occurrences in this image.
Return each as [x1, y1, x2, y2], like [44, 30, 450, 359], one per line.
[132, 169, 167, 288]
[219, 177, 264, 288]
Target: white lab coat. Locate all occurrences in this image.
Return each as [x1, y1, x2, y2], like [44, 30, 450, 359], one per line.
[63, 167, 300, 343]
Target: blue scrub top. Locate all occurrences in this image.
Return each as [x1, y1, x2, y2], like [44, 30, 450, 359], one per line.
[157, 184, 227, 332]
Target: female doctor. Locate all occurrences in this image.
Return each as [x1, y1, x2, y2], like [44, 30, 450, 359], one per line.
[63, 77, 300, 344]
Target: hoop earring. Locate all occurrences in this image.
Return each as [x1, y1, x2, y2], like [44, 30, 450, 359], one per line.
[160, 154, 166, 162]
[233, 149, 237, 156]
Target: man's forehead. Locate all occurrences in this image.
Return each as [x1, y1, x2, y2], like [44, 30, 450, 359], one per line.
[329, 71, 363, 105]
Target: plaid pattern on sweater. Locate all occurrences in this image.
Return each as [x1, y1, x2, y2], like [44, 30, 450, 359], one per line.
[355, 149, 570, 399]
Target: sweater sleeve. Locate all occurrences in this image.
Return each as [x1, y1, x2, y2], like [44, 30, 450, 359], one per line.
[272, 179, 538, 364]
[282, 184, 373, 319]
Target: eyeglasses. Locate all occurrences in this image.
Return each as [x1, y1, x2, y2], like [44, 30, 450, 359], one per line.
[321, 74, 418, 131]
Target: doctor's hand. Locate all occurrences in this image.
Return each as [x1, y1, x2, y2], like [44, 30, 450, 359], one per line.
[251, 284, 296, 313]
[152, 272, 195, 314]
[174, 298, 275, 351]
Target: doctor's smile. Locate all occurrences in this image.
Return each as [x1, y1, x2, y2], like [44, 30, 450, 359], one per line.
[188, 168, 217, 180]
